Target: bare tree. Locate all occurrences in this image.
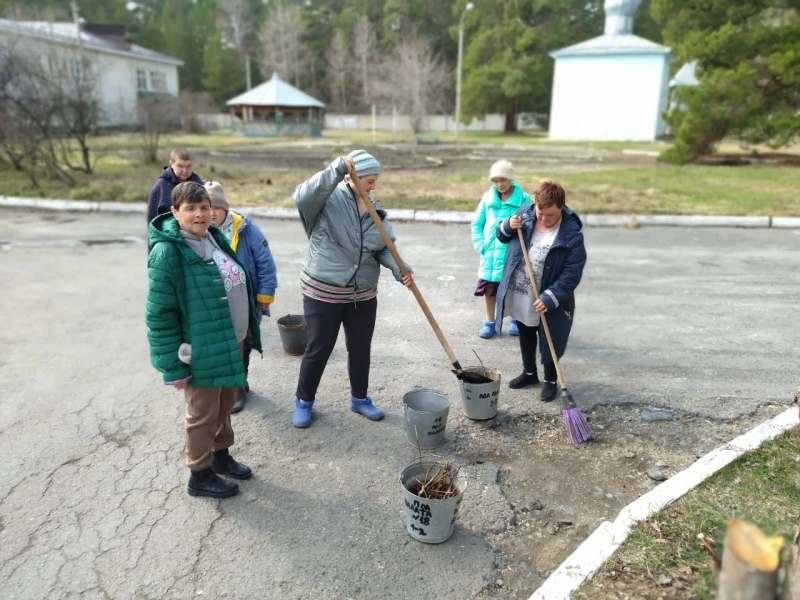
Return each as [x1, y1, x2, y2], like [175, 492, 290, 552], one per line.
[352, 15, 377, 109]
[258, 1, 308, 87]
[218, 0, 255, 88]
[0, 38, 101, 185]
[219, 0, 255, 57]
[325, 30, 350, 112]
[374, 35, 451, 133]
[138, 95, 179, 164]
[0, 44, 37, 174]
[0, 96, 44, 181]
[50, 54, 101, 174]
[180, 91, 215, 133]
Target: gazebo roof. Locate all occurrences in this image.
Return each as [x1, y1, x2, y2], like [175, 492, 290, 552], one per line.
[226, 72, 325, 108]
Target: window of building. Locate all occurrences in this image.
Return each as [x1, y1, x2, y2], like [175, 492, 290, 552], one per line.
[136, 69, 147, 92]
[149, 71, 166, 93]
[67, 58, 82, 80]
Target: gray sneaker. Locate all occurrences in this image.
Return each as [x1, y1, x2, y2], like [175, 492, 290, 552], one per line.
[231, 387, 247, 413]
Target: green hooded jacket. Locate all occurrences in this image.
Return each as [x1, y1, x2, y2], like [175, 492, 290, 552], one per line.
[146, 213, 262, 388]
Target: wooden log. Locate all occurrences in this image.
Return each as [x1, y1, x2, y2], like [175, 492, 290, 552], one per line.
[782, 517, 800, 600]
[718, 518, 785, 600]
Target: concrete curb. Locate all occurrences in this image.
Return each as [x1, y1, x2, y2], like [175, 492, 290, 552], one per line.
[1, 196, 799, 229]
[528, 406, 799, 600]
[772, 217, 800, 229]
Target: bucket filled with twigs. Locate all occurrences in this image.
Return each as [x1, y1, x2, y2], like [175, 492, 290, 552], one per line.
[400, 457, 467, 544]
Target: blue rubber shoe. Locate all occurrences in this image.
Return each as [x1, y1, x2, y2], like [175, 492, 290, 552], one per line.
[350, 396, 385, 421]
[479, 321, 496, 339]
[292, 397, 314, 428]
[509, 319, 520, 337]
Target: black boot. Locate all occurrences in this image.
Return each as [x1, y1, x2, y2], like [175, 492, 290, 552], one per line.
[509, 371, 540, 389]
[187, 467, 239, 498]
[242, 344, 252, 396]
[231, 387, 247, 414]
[212, 449, 252, 480]
[540, 382, 558, 402]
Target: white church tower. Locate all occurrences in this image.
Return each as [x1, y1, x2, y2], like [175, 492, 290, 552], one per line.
[548, 0, 671, 142]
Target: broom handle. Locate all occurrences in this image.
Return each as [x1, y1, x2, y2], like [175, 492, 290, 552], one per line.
[516, 227, 567, 389]
[349, 170, 465, 373]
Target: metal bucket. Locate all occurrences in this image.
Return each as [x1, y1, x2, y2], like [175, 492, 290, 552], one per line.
[276, 314, 307, 356]
[458, 367, 501, 420]
[400, 458, 467, 544]
[402, 390, 451, 449]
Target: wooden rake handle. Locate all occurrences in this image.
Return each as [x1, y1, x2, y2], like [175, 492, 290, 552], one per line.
[516, 227, 567, 389]
[348, 170, 465, 373]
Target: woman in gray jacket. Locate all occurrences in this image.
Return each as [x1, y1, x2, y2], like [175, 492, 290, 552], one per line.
[291, 150, 413, 428]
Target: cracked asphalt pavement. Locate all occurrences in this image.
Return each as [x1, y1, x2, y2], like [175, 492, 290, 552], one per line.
[1, 209, 798, 599]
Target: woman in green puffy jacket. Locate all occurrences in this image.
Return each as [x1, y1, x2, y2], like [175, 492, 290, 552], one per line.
[146, 182, 262, 500]
[471, 160, 531, 339]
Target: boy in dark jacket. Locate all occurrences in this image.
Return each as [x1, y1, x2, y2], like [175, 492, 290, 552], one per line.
[207, 181, 278, 413]
[145, 147, 203, 225]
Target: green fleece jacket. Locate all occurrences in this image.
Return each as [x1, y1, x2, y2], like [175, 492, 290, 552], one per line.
[146, 213, 262, 388]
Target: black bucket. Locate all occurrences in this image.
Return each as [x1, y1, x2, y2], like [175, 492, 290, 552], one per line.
[276, 314, 307, 356]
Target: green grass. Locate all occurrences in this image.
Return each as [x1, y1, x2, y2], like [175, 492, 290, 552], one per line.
[90, 132, 284, 152]
[41, 130, 800, 157]
[377, 164, 800, 215]
[558, 165, 800, 216]
[89, 130, 670, 153]
[320, 129, 671, 152]
[574, 428, 800, 599]
[1, 135, 798, 215]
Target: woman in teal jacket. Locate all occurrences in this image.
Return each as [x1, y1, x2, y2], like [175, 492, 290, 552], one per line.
[471, 160, 531, 338]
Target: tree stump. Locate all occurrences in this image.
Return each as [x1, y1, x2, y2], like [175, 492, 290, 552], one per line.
[718, 518, 785, 600]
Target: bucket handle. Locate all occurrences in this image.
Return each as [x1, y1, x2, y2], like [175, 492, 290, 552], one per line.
[280, 314, 307, 332]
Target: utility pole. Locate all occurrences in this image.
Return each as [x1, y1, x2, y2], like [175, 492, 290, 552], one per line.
[70, 0, 82, 47]
[71, 0, 85, 82]
[245, 54, 252, 90]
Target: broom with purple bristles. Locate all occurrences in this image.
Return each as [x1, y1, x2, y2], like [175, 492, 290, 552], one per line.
[517, 229, 592, 445]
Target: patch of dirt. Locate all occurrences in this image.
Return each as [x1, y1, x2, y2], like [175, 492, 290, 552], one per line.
[699, 153, 800, 166]
[180, 142, 650, 176]
[448, 401, 787, 599]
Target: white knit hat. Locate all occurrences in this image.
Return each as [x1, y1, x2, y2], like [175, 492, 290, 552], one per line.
[489, 160, 514, 181]
[204, 181, 229, 211]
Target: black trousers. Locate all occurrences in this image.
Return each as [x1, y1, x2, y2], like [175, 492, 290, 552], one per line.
[296, 296, 378, 402]
[517, 321, 557, 382]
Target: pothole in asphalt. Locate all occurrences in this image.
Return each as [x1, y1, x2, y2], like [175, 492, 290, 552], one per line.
[81, 238, 144, 246]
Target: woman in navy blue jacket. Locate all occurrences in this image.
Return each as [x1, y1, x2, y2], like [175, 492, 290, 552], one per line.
[206, 181, 278, 412]
[494, 181, 587, 402]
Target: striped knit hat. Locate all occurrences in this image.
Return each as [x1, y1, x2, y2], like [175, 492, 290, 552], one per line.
[348, 149, 381, 177]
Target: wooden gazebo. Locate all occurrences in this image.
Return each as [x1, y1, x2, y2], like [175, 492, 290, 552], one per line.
[226, 72, 325, 137]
